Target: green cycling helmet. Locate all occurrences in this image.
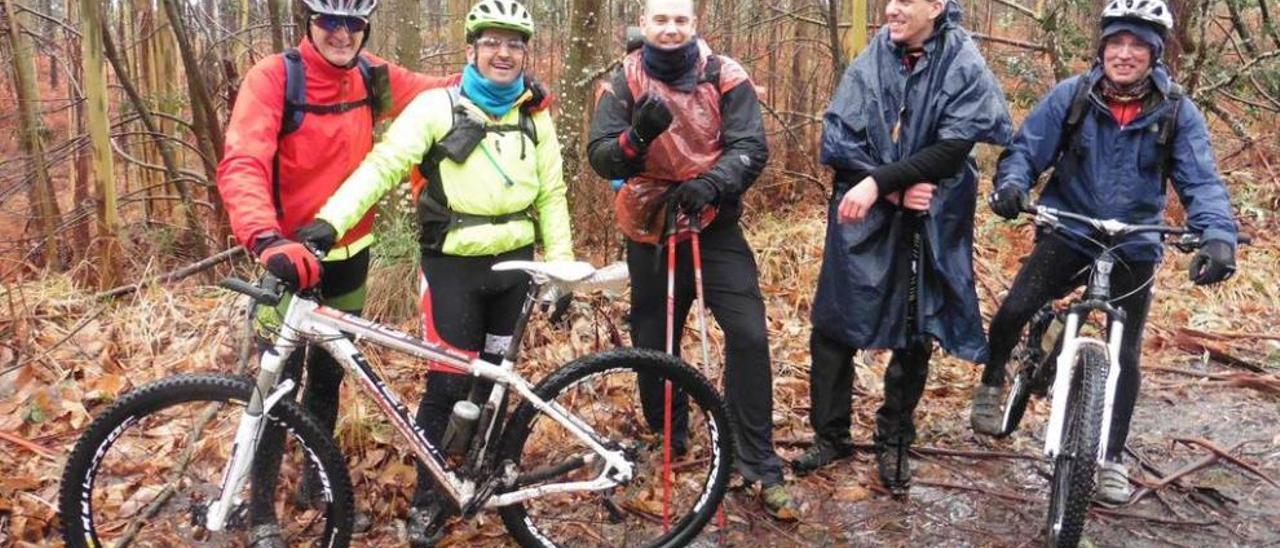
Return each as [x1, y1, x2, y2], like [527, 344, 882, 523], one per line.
[465, 0, 534, 42]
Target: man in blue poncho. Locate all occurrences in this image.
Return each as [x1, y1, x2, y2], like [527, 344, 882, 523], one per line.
[793, 0, 1011, 493]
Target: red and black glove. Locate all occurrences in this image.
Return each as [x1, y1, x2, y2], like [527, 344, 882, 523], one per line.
[253, 234, 323, 291]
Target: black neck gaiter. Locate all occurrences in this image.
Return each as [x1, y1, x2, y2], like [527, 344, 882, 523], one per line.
[642, 40, 700, 90]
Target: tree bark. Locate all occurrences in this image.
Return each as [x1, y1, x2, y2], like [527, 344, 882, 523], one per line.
[80, 0, 121, 288]
[267, 0, 284, 51]
[394, 0, 423, 70]
[4, 0, 63, 269]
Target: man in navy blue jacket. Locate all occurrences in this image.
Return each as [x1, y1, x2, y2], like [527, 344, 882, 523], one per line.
[971, 0, 1238, 504]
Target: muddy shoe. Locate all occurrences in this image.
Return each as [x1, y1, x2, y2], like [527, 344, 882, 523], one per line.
[875, 443, 912, 496]
[970, 384, 1004, 436]
[249, 523, 285, 548]
[760, 482, 800, 522]
[406, 504, 446, 548]
[1096, 461, 1132, 504]
[791, 438, 855, 476]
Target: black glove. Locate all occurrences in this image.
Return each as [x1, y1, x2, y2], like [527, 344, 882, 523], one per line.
[1189, 239, 1235, 285]
[989, 185, 1029, 220]
[629, 95, 673, 146]
[666, 178, 720, 214]
[296, 219, 338, 254]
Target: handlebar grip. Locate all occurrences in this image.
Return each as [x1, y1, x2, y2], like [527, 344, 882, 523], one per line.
[219, 278, 282, 306]
[1238, 234, 1253, 245]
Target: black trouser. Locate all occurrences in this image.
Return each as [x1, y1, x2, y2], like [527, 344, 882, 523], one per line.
[412, 246, 532, 507]
[809, 329, 934, 448]
[251, 250, 370, 523]
[626, 221, 784, 485]
[980, 235, 1154, 461]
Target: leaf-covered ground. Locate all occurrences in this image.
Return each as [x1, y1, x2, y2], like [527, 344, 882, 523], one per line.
[2, 210, 1278, 546]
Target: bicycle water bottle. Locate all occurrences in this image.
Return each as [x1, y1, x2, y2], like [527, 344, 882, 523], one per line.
[442, 400, 481, 456]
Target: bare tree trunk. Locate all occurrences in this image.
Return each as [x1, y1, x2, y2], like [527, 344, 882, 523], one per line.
[267, 0, 284, 51]
[162, 0, 224, 228]
[394, 0, 423, 70]
[4, 0, 63, 269]
[66, 0, 90, 257]
[101, 17, 208, 258]
[80, 0, 121, 288]
[558, 0, 609, 245]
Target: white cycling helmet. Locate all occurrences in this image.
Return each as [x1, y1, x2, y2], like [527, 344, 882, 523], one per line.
[1101, 0, 1173, 33]
[300, 0, 379, 18]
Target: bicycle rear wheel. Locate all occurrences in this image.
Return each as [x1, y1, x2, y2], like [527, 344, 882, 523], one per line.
[495, 348, 734, 547]
[1001, 307, 1059, 436]
[59, 373, 353, 547]
[1044, 344, 1107, 547]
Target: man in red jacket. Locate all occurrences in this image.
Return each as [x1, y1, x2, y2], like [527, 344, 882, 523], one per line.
[215, 1, 454, 544]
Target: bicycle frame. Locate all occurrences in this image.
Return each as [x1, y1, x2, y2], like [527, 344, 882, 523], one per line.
[203, 287, 634, 531]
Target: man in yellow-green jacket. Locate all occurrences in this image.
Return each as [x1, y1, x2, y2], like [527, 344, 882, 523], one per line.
[294, 1, 571, 544]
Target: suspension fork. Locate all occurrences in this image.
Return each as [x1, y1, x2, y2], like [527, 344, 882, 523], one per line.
[205, 298, 311, 531]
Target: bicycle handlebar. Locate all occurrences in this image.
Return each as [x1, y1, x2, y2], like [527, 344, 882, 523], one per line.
[1024, 204, 1252, 250]
[219, 276, 285, 306]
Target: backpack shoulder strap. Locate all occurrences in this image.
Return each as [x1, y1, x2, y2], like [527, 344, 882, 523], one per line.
[280, 48, 307, 137]
[356, 54, 391, 121]
[699, 55, 723, 88]
[518, 103, 539, 145]
[1157, 83, 1184, 180]
[1053, 76, 1093, 162]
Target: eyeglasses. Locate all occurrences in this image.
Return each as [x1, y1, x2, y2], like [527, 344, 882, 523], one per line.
[311, 14, 369, 34]
[474, 36, 528, 53]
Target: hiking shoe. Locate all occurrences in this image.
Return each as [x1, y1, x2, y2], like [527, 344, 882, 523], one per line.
[760, 481, 800, 522]
[249, 523, 285, 548]
[970, 384, 1004, 436]
[791, 438, 855, 476]
[875, 443, 912, 495]
[406, 502, 447, 547]
[1096, 461, 1132, 504]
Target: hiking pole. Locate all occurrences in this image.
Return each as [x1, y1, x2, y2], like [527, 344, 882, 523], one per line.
[687, 212, 728, 542]
[688, 214, 712, 370]
[661, 205, 678, 532]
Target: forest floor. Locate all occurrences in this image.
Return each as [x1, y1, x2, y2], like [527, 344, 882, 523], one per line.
[1, 207, 1278, 546]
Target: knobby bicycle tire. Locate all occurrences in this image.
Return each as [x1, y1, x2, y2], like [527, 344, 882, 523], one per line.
[59, 373, 354, 547]
[495, 348, 735, 547]
[1045, 344, 1107, 547]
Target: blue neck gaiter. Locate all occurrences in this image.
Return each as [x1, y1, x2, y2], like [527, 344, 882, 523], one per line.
[461, 64, 525, 117]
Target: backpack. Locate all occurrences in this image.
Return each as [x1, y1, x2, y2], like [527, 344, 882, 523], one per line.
[413, 87, 543, 253]
[279, 48, 390, 136]
[1054, 76, 1183, 183]
[272, 48, 391, 219]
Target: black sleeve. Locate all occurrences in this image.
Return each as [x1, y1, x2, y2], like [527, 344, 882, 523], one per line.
[869, 138, 975, 194]
[587, 70, 646, 179]
[700, 80, 768, 201]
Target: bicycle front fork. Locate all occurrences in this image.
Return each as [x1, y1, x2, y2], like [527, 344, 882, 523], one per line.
[204, 345, 298, 531]
[1042, 313, 1125, 461]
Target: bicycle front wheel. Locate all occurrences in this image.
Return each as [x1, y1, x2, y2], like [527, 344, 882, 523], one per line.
[59, 373, 353, 547]
[496, 348, 734, 548]
[1045, 344, 1107, 547]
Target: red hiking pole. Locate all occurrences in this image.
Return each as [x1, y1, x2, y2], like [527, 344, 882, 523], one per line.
[687, 215, 728, 541]
[661, 206, 678, 532]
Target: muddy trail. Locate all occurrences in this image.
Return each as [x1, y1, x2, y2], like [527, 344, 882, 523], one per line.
[2, 215, 1277, 546]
